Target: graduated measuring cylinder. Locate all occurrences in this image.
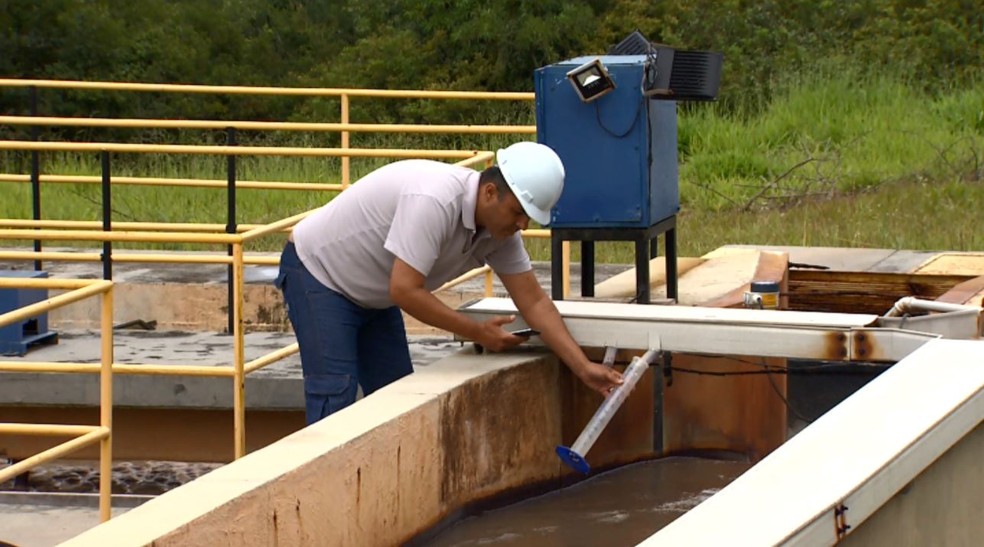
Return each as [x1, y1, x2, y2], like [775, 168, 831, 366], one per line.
[556, 349, 660, 473]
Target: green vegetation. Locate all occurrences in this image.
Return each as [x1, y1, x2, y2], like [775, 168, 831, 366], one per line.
[2, 72, 980, 259]
[1, 1, 982, 260]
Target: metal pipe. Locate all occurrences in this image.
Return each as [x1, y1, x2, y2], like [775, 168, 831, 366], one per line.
[99, 285, 114, 522]
[244, 343, 299, 374]
[455, 151, 497, 168]
[0, 78, 535, 101]
[0, 277, 108, 290]
[239, 210, 313, 242]
[0, 219, 548, 239]
[437, 265, 491, 292]
[101, 151, 112, 280]
[341, 93, 350, 187]
[0, 115, 537, 134]
[232, 243, 246, 459]
[0, 140, 483, 159]
[0, 282, 111, 329]
[0, 427, 110, 485]
[226, 127, 237, 336]
[0, 361, 236, 377]
[0, 228, 241, 244]
[0, 251, 227, 264]
[484, 270, 494, 297]
[562, 241, 571, 299]
[29, 86, 42, 271]
[884, 296, 982, 317]
[0, 423, 101, 436]
[0, 173, 344, 192]
[0, 250, 280, 266]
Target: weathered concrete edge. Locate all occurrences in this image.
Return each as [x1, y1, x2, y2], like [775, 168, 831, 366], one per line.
[59, 349, 623, 546]
[642, 338, 984, 546]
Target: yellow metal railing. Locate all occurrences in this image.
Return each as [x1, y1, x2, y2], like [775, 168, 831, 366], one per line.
[0, 277, 114, 522]
[0, 79, 573, 463]
[0, 78, 535, 185]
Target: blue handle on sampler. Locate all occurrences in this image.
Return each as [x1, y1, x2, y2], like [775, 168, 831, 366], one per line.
[556, 445, 591, 474]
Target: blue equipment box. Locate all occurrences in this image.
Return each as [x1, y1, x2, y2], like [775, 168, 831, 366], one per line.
[535, 55, 680, 228]
[0, 270, 58, 356]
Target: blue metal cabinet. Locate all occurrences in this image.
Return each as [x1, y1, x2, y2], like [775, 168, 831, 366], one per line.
[536, 55, 680, 229]
[0, 270, 58, 356]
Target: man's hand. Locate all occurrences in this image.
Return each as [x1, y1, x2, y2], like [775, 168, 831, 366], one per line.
[475, 315, 529, 352]
[575, 361, 624, 397]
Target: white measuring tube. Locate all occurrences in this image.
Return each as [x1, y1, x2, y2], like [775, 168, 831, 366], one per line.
[556, 349, 659, 474]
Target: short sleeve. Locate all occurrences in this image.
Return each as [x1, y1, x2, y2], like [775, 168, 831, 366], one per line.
[485, 234, 532, 275]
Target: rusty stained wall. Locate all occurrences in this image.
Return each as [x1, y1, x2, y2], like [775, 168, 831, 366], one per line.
[661, 250, 791, 460]
[154, 404, 445, 547]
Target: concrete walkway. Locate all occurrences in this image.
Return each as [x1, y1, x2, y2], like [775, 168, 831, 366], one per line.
[0, 493, 147, 547]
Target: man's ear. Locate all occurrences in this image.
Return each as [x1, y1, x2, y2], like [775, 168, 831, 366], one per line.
[480, 181, 498, 202]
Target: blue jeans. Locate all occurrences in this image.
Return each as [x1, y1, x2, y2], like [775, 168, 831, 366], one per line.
[276, 242, 413, 425]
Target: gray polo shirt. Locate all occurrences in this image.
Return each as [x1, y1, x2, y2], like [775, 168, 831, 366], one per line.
[291, 159, 532, 309]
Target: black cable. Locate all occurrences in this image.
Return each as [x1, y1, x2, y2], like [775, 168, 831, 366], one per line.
[688, 353, 890, 373]
[593, 97, 645, 138]
[668, 357, 890, 425]
[669, 364, 888, 376]
[762, 361, 812, 423]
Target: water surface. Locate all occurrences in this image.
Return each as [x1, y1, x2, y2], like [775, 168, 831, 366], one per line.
[427, 456, 751, 546]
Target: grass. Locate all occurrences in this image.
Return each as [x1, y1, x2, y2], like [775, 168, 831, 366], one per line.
[1, 71, 982, 260]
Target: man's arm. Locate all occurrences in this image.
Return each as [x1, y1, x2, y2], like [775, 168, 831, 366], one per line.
[499, 269, 623, 396]
[389, 258, 527, 352]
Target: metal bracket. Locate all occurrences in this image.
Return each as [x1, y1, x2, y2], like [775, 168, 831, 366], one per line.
[834, 503, 851, 539]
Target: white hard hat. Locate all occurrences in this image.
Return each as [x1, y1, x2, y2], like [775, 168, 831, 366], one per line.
[495, 142, 566, 225]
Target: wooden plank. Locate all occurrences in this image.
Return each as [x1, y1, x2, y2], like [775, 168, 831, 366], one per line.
[593, 256, 704, 299]
[936, 275, 984, 307]
[788, 270, 975, 314]
[914, 252, 984, 276]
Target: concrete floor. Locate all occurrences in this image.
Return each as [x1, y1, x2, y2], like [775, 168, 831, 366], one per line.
[0, 493, 146, 547]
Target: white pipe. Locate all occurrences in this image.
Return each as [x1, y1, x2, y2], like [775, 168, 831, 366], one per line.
[884, 296, 982, 318]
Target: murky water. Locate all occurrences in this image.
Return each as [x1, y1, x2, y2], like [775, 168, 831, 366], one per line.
[424, 457, 751, 547]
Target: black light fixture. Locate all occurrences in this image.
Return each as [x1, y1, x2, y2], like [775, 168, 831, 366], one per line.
[607, 30, 723, 102]
[566, 58, 616, 103]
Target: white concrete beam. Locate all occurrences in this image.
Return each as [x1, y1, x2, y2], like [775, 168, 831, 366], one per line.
[457, 298, 954, 362]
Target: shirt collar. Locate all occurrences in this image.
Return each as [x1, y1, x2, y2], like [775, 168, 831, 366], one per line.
[461, 170, 480, 232]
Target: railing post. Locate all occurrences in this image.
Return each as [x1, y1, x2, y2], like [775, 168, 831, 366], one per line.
[101, 151, 112, 280]
[99, 283, 114, 522]
[341, 93, 350, 188]
[232, 243, 246, 459]
[562, 241, 571, 299]
[30, 86, 42, 271]
[484, 270, 494, 297]
[226, 127, 237, 335]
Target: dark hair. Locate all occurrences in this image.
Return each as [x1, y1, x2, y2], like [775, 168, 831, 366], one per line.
[480, 166, 512, 201]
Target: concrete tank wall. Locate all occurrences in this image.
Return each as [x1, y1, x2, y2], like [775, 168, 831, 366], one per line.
[62, 349, 655, 546]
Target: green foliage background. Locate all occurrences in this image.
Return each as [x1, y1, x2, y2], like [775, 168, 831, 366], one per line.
[1, 0, 983, 257]
[3, 0, 982, 124]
